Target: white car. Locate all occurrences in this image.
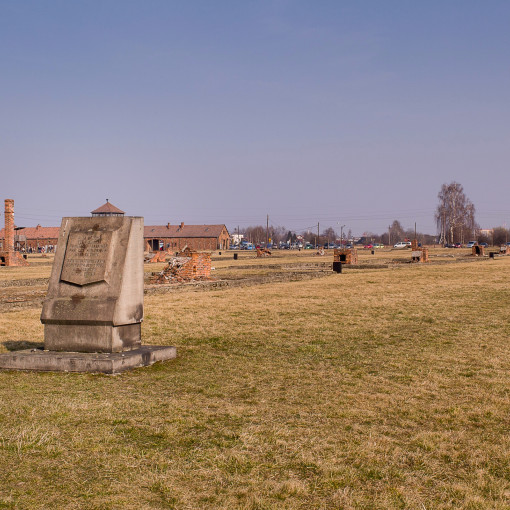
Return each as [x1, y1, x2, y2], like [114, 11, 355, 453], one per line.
[394, 241, 411, 249]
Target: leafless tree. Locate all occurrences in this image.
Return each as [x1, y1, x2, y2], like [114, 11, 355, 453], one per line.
[244, 225, 265, 244]
[435, 182, 476, 245]
[492, 227, 509, 246]
[389, 220, 405, 242]
[322, 227, 337, 245]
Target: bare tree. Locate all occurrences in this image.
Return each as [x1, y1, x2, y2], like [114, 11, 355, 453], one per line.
[389, 220, 405, 242]
[435, 182, 476, 245]
[322, 227, 337, 246]
[244, 225, 266, 244]
[492, 227, 509, 246]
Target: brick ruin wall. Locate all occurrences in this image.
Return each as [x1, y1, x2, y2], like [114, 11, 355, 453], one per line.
[412, 247, 429, 262]
[333, 248, 358, 265]
[151, 252, 212, 283]
[472, 245, 485, 256]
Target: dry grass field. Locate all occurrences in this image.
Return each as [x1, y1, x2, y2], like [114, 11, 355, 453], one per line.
[1, 249, 510, 509]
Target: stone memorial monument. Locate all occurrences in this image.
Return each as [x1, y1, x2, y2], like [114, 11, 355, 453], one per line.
[42, 215, 144, 352]
[0, 213, 176, 373]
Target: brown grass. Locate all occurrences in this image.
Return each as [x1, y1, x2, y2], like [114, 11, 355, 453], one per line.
[1, 251, 509, 508]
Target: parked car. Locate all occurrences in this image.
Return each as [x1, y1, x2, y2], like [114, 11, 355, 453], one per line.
[467, 241, 476, 248]
[373, 243, 384, 249]
[393, 241, 411, 249]
[363, 244, 373, 249]
[479, 242, 488, 247]
[454, 243, 463, 248]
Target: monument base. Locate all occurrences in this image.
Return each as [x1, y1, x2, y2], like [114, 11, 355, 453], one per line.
[44, 323, 142, 353]
[0, 345, 176, 374]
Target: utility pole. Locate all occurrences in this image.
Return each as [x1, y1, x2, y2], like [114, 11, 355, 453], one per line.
[266, 214, 269, 247]
[317, 222, 320, 249]
[388, 225, 391, 246]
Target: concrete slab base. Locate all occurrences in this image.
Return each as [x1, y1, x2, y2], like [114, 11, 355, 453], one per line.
[0, 345, 177, 374]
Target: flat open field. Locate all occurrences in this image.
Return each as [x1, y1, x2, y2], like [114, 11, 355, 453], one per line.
[1, 248, 510, 509]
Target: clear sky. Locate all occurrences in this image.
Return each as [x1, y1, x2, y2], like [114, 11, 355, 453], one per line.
[1, 1, 509, 236]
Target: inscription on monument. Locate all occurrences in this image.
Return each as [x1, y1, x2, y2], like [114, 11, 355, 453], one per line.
[60, 231, 113, 286]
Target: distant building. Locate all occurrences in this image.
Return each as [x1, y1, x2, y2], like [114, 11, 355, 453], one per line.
[0, 224, 60, 252]
[1, 200, 230, 253]
[145, 223, 230, 252]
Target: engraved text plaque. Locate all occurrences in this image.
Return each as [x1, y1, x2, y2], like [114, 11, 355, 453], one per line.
[60, 231, 112, 286]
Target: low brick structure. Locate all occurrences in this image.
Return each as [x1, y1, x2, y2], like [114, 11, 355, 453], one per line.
[472, 245, 485, 256]
[0, 199, 29, 266]
[412, 247, 429, 262]
[151, 251, 212, 283]
[333, 248, 358, 265]
[411, 239, 419, 251]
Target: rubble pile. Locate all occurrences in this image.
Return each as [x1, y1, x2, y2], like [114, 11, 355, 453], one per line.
[151, 251, 212, 284]
[146, 251, 167, 263]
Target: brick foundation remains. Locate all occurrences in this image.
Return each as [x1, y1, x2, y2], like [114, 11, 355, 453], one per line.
[151, 251, 212, 283]
[333, 248, 358, 265]
[147, 251, 167, 263]
[472, 245, 485, 256]
[411, 247, 429, 262]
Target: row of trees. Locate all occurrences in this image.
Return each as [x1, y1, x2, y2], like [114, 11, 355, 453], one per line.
[240, 225, 344, 247]
[238, 220, 433, 247]
[235, 182, 503, 247]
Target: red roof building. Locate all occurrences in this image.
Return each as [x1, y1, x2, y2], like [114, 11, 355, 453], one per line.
[0, 225, 60, 252]
[145, 223, 230, 251]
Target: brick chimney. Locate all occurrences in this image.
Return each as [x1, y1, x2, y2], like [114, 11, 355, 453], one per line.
[180, 222, 184, 230]
[4, 199, 14, 253]
[166, 223, 171, 229]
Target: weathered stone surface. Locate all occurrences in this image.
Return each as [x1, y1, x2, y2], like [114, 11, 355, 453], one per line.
[60, 231, 113, 285]
[0, 346, 176, 374]
[41, 216, 144, 352]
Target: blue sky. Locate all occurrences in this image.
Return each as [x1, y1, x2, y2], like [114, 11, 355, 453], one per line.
[1, 1, 509, 235]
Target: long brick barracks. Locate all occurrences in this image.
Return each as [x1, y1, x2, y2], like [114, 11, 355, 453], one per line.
[0, 200, 230, 255]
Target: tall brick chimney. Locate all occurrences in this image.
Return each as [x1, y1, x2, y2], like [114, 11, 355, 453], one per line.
[4, 199, 14, 253]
